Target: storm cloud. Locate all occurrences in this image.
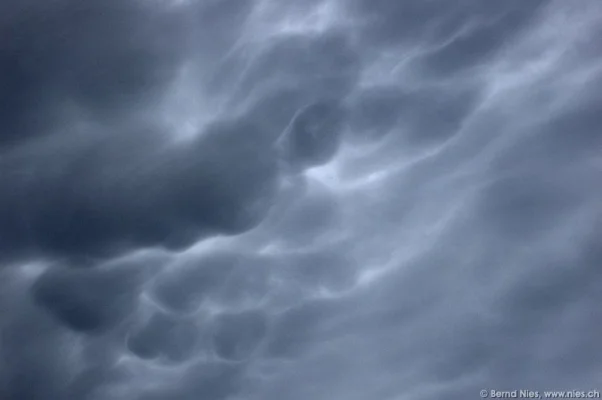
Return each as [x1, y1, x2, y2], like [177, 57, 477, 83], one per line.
[1, 0, 601, 399]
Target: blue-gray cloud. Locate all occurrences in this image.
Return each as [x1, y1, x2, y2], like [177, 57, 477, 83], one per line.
[1, 0, 601, 399]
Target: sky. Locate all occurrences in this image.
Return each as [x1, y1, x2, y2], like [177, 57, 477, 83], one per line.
[1, 0, 601, 399]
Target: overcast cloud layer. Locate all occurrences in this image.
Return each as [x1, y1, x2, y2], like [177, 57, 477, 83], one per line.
[1, 0, 602, 399]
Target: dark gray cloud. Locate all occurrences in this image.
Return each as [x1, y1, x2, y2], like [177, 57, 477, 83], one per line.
[0, 0, 187, 148]
[1, 0, 602, 399]
[0, 118, 279, 259]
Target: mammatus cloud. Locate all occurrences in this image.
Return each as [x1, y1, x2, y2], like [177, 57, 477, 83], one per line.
[1, 0, 601, 399]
